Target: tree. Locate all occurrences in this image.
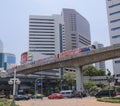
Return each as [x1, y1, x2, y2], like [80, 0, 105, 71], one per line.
[62, 71, 76, 90]
[106, 69, 115, 97]
[82, 65, 105, 76]
[84, 80, 99, 95]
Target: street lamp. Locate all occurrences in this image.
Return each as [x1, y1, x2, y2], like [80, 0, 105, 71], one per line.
[8, 67, 21, 106]
[0, 68, 8, 78]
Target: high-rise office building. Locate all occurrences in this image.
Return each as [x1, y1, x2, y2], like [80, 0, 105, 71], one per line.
[0, 40, 3, 53]
[29, 15, 63, 56]
[62, 8, 91, 51]
[106, 0, 120, 76]
[29, 15, 63, 78]
[0, 53, 16, 70]
[93, 42, 106, 71]
[29, 8, 91, 57]
[29, 8, 91, 78]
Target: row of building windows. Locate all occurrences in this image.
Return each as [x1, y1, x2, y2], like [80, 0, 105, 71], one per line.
[109, 3, 120, 8]
[29, 47, 55, 49]
[29, 44, 54, 46]
[111, 27, 120, 31]
[30, 25, 54, 27]
[110, 19, 120, 23]
[79, 40, 89, 46]
[70, 14, 76, 31]
[29, 40, 55, 42]
[79, 38, 90, 45]
[29, 50, 55, 52]
[30, 22, 54, 24]
[109, 11, 120, 16]
[30, 18, 54, 21]
[79, 35, 90, 44]
[43, 53, 54, 55]
[112, 35, 120, 39]
[29, 31, 54, 33]
[116, 74, 120, 77]
[29, 28, 54, 30]
[29, 34, 55, 36]
[79, 35, 91, 45]
[72, 46, 77, 49]
[115, 60, 120, 64]
[29, 37, 54, 39]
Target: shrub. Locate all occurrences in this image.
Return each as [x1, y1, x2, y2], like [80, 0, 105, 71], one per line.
[97, 97, 120, 103]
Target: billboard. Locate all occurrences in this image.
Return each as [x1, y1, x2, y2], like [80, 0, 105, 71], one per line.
[21, 52, 28, 64]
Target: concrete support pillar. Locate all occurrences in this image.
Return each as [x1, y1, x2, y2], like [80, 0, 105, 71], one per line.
[76, 66, 84, 92]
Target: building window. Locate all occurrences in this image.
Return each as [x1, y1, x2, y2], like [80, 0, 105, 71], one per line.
[109, 3, 120, 8]
[115, 60, 120, 64]
[110, 19, 120, 23]
[109, 11, 120, 16]
[111, 27, 120, 31]
[112, 35, 120, 39]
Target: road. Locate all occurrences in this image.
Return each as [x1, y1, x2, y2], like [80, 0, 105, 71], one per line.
[16, 97, 120, 106]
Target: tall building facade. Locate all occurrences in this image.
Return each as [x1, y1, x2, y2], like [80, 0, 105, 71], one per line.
[29, 8, 91, 78]
[29, 15, 63, 56]
[62, 9, 91, 51]
[0, 53, 16, 70]
[93, 42, 106, 71]
[0, 40, 3, 53]
[106, 0, 120, 76]
[29, 15, 63, 78]
[29, 9, 91, 57]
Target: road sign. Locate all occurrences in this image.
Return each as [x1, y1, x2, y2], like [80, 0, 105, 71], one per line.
[36, 81, 42, 87]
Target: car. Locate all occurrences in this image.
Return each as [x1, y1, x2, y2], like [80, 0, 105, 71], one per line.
[31, 94, 44, 99]
[14, 95, 30, 100]
[95, 89, 116, 98]
[48, 93, 64, 99]
[116, 91, 120, 95]
[60, 90, 74, 98]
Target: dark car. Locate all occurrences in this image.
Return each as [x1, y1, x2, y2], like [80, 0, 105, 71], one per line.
[14, 95, 30, 100]
[95, 89, 116, 98]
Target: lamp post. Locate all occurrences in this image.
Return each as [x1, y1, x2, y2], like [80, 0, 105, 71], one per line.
[8, 67, 21, 106]
[0, 68, 8, 78]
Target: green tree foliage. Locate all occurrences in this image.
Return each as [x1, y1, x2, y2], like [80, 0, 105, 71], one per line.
[84, 80, 96, 90]
[82, 65, 105, 76]
[84, 80, 99, 95]
[115, 86, 120, 92]
[62, 71, 76, 89]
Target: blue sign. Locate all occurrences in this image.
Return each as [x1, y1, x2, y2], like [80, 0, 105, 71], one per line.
[39, 74, 43, 78]
[36, 82, 42, 87]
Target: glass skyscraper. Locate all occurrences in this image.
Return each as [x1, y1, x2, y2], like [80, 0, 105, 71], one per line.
[0, 53, 16, 70]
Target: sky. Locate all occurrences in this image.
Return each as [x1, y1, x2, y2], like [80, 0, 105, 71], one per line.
[0, 0, 113, 72]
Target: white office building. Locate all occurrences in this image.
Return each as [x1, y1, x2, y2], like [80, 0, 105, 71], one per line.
[93, 42, 106, 71]
[106, 0, 120, 76]
[29, 15, 63, 55]
[29, 8, 91, 78]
